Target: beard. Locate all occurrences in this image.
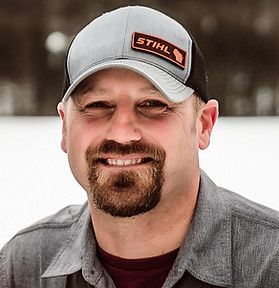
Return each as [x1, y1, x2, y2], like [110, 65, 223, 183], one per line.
[86, 140, 166, 218]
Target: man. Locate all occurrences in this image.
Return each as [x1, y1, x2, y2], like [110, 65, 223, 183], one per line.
[1, 5, 279, 288]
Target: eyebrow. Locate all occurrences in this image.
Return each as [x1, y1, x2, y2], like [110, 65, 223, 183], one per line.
[72, 85, 111, 103]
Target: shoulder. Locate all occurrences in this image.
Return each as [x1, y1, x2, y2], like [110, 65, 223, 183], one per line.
[218, 187, 279, 285]
[0, 204, 86, 287]
[7, 204, 85, 249]
[16, 204, 85, 235]
[200, 170, 279, 230]
[219, 186, 279, 228]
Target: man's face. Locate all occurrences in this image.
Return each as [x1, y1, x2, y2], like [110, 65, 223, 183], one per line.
[58, 68, 217, 218]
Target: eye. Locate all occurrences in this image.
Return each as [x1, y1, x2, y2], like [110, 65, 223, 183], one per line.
[137, 99, 169, 116]
[84, 101, 113, 109]
[82, 101, 115, 118]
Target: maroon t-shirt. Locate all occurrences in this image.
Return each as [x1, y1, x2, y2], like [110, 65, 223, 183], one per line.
[97, 246, 179, 288]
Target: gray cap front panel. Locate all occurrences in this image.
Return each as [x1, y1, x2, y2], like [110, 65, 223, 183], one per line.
[67, 8, 129, 82]
[122, 6, 192, 83]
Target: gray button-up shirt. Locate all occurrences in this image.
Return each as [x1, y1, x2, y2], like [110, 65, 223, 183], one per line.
[1, 171, 279, 287]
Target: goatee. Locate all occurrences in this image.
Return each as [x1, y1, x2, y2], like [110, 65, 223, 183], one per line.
[86, 140, 166, 217]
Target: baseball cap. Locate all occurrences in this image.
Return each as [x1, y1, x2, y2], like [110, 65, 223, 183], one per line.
[62, 6, 208, 103]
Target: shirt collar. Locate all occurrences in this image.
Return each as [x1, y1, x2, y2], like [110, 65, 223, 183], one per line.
[42, 203, 109, 286]
[168, 170, 232, 287]
[42, 170, 232, 286]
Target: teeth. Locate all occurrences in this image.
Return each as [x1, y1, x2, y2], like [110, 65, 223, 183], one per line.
[106, 158, 143, 166]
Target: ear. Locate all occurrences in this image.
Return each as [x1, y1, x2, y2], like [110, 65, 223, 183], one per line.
[57, 102, 67, 153]
[198, 99, 219, 150]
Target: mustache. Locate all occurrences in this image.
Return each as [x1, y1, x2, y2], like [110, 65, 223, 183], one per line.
[86, 140, 166, 163]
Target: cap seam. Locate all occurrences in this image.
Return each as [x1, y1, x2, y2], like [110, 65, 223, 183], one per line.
[121, 7, 131, 57]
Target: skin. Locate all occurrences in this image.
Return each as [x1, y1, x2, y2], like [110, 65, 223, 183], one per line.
[57, 68, 218, 259]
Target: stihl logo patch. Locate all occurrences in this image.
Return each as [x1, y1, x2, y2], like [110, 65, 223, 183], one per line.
[132, 32, 186, 69]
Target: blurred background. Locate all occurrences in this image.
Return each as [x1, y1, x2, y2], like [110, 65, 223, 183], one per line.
[1, 0, 279, 116]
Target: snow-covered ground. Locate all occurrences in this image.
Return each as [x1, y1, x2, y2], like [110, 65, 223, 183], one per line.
[1, 116, 279, 248]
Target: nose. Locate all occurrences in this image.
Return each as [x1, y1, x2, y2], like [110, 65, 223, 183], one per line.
[106, 108, 142, 144]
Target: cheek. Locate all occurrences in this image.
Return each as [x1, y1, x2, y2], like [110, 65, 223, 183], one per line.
[65, 121, 100, 190]
[145, 116, 197, 157]
[67, 117, 105, 154]
[67, 122, 90, 156]
[163, 126, 199, 175]
[67, 138, 89, 190]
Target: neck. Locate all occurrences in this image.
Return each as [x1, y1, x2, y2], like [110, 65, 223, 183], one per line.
[89, 172, 200, 259]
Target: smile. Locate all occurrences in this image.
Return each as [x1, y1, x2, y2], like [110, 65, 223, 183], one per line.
[98, 157, 153, 167]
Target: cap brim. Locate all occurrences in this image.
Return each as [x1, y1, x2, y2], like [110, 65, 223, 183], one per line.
[62, 59, 194, 103]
